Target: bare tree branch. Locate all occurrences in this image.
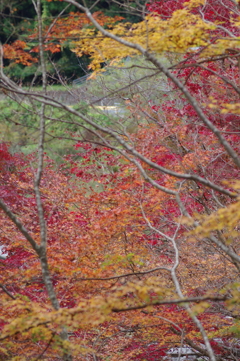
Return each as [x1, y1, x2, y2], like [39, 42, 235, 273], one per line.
[75, 265, 170, 281]
[0, 198, 40, 253]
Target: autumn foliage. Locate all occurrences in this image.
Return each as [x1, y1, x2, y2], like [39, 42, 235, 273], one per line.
[0, 0, 240, 360]
[2, 10, 123, 69]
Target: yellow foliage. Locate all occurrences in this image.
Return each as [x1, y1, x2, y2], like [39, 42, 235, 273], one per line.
[191, 301, 210, 315]
[184, 0, 205, 9]
[220, 103, 240, 115]
[72, 9, 215, 71]
[0, 279, 175, 344]
[201, 38, 240, 58]
[192, 197, 240, 238]
[207, 99, 240, 116]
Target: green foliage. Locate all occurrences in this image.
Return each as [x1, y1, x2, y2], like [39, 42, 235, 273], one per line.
[0, 95, 128, 161]
[4, 63, 40, 83]
[0, 97, 77, 157]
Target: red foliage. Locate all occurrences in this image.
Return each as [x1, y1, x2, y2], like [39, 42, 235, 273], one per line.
[147, 0, 238, 34]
